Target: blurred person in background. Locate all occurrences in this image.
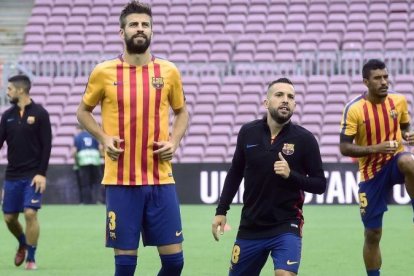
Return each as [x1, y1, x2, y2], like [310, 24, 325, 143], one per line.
[0, 74, 52, 270]
[72, 124, 103, 204]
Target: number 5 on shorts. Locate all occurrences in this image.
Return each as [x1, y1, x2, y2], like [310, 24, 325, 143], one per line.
[359, 192, 368, 208]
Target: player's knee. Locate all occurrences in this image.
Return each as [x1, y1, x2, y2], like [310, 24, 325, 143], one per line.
[365, 229, 381, 244]
[159, 251, 184, 276]
[3, 214, 18, 225]
[23, 208, 37, 221]
[398, 154, 414, 175]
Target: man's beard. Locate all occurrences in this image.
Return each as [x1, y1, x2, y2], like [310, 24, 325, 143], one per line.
[269, 107, 292, 124]
[125, 33, 151, 54]
[8, 97, 18, 104]
[378, 86, 388, 98]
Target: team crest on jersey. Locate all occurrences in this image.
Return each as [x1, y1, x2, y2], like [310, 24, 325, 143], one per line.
[282, 143, 295, 155]
[389, 109, 398, 119]
[152, 77, 164, 89]
[27, 116, 35, 124]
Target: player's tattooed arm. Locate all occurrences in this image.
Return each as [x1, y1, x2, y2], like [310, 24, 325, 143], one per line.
[339, 133, 398, 157]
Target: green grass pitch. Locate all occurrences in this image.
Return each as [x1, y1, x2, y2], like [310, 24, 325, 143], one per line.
[0, 205, 412, 275]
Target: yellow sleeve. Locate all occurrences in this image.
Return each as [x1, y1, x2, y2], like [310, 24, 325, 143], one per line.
[82, 65, 104, 107]
[168, 65, 185, 110]
[340, 104, 359, 137]
[400, 96, 410, 124]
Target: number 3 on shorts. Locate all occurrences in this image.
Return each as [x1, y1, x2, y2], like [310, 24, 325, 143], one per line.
[108, 211, 116, 231]
[359, 192, 368, 208]
[231, 245, 241, 264]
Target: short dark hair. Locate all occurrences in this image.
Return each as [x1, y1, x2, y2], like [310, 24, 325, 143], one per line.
[362, 59, 386, 79]
[8, 74, 31, 94]
[267, 77, 293, 90]
[119, 1, 152, 29]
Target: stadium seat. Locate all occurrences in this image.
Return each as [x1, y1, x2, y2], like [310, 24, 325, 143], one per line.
[390, 2, 410, 13]
[329, 83, 349, 98]
[35, 0, 55, 8]
[43, 43, 62, 54]
[205, 19, 225, 34]
[72, 6, 90, 17]
[24, 33, 45, 45]
[364, 42, 384, 53]
[31, 5, 51, 17]
[73, 0, 92, 7]
[27, 15, 48, 29]
[349, 3, 368, 15]
[203, 145, 228, 163]
[330, 75, 350, 86]
[367, 21, 387, 34]
[319, 145, 340, 162]
[210, 124, 232, 140]
[369, 2, 388, 13]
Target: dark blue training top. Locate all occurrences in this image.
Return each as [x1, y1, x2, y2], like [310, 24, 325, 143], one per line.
[216, 117, 327, 239]
[0, 100, 52, 179]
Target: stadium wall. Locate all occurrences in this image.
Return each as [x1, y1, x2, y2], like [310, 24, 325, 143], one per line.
[0, 163, 410, 205]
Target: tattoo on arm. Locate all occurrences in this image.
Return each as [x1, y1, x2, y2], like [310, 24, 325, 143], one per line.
[339, 133, 374, 157]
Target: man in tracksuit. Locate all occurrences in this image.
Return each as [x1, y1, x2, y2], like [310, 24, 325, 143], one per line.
[0, 74, 52, 270]
[212, 77, 327, 276]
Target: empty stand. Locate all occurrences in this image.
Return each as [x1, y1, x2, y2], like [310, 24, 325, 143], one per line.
[8, 0, 412, 164]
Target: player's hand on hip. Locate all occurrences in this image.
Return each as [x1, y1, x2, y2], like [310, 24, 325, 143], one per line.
[212, 215, 227, 241]
[153, 141, 175, 161]
[31, 174, 46, 193]
[404, 132, 414, 146]
[274, 152, 290, 179]
[103, 135, 124, 161]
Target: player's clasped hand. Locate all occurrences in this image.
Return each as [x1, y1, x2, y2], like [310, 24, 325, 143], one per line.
[153, 141, 175, 161]
[374, 140, 399, 154]
[31, 174, 46, 193]
[274, 152, 290, 179]
[404, 132, 414, 146]
[212, 215, 227, 241]
[103, 135, 124, 161]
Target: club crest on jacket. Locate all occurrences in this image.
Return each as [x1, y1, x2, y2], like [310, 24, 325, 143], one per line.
[282, 143, 295, 155]
[27, 116, 35, 124]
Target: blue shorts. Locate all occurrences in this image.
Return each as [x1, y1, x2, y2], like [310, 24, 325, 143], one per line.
[229, 233, 302, 275]
[105, 184, 183, 250]
[2, 178, 42, 213]
[358, 153, 408, 229]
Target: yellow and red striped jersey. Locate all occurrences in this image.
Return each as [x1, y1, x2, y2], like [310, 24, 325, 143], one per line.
[83, 56, 185, 185]
[340, 92, 410, 181]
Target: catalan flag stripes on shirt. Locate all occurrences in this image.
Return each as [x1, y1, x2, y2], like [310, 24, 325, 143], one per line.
[340, 92, 410, 181]
[83, 56, 185, 185]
